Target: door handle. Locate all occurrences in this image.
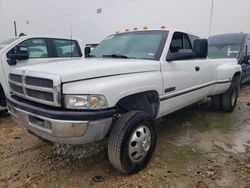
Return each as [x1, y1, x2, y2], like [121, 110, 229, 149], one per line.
[195, 66, 200, 71]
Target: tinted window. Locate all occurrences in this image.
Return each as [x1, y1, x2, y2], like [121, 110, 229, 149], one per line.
[188, 34, 199, 48]
[53, 39, 80, 57]
[90, 31, 168, 60]
[208, 43, 241, 59]
[20, 38, 48, 58]
[208, 34, 245, 59]
[170, 32, 192, 53]
[183, 35, 192, 49]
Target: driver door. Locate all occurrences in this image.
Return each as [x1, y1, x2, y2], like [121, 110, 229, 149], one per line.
[159, 32, 211, 117]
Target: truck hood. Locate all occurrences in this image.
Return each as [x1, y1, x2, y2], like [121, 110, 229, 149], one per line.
[14, 58, 160, 82]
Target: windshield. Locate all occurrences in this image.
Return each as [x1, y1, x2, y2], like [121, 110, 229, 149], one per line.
[0, 37, 20, 46]
[208, 43, 241, 59]
[90, 31, 168, 60]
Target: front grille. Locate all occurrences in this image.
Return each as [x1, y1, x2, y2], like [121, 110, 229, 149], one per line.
[9, 83, 24, 95]
[25, 76, 53, 88]
[9, 74, 22, 83]
[26, 88, 54, 102]
[9, 70, 61, 107]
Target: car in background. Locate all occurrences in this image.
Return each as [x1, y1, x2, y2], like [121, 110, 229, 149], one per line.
[208, 33, 250, 84]
[0, 35, 84, 110]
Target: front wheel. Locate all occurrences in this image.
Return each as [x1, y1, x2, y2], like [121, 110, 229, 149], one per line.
[108, 111, 156, 174]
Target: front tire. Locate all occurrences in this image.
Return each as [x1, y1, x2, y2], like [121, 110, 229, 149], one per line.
[221, 82, 238, 112]
[0, 85, 6, 109]
[108, 111, 156, 174]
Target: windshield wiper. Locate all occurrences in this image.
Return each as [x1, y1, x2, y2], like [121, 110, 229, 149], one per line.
[102, 54, 128, 59]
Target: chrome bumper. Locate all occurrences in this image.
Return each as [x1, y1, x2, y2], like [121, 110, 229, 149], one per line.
[8, 104, 113, 145]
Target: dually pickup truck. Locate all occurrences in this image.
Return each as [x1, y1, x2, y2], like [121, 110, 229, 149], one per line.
[7, 29, 241, 174]
[0, 35, 84, 110]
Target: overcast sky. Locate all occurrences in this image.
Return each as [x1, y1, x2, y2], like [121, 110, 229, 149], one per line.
[0, 0, 250, 43]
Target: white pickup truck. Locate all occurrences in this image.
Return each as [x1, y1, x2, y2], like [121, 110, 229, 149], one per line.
[7, 29, 241, 174]
[0, 35, 84, 110]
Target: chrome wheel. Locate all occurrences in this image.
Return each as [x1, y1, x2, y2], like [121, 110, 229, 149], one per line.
[128, 125, 151, 163]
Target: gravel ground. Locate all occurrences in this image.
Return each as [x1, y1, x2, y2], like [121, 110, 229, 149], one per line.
[0, 85, 250, 188]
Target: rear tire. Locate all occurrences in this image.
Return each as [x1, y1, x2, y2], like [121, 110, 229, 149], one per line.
[211, 95, 222, 110]
[221, 82, 238, 112]
[108, 111, 156, 174]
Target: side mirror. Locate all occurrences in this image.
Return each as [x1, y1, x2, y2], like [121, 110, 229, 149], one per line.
[84, 46, 91, 57]
[7, 46, 29, 66]
[193, 39, 208, 58]
[166, 50, 197, 61]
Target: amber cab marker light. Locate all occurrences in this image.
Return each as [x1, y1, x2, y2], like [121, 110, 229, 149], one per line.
[125, 28, 129, 32]
[116, 31, 119, 34]
[143, 26, 148, 30]
[133, 27, 138, 31]
[161, 25, 166, 29]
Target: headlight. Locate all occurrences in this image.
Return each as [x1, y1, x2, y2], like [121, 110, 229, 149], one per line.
[64, 95, 108, 109]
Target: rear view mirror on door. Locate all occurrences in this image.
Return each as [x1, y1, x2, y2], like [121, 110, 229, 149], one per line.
[193, 39, 208, 58]
[7, 45, 29, 65]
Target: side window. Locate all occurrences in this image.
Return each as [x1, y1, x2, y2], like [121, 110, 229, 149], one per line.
[183, 35, 192, 49]
[169, 32, 192, 53]
[53, 39, 80, 57]
[188, 34, 199, 48]
[20, 38, 49, 58]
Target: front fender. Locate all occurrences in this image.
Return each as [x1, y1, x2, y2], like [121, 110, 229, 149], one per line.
[62, 71, 163, 107]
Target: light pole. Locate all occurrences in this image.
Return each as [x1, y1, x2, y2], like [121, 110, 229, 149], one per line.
[14, 21, 17, 37]
[209, 0, 214, 36]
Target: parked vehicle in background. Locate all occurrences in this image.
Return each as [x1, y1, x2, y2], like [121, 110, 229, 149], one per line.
[7, 28, 241, 174]
[85, 43, 99, 51]
[0, 35, 84, 110]
[208, 33, 250, 84]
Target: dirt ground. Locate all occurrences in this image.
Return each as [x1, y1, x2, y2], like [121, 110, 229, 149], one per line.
[0, 85, 250, 188]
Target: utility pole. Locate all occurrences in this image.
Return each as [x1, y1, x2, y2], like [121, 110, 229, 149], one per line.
[14, 21, 17, 37]
[208, 0, 214, 36]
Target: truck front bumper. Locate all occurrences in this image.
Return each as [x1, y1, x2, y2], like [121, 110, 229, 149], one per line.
[6, 96, 116, 145]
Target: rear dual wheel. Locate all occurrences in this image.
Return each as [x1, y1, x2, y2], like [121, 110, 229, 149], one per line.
[211, 82, 238, 112]
[221, 82, 238, 112]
